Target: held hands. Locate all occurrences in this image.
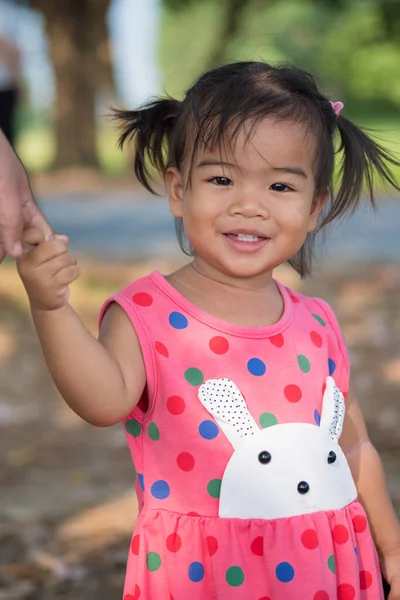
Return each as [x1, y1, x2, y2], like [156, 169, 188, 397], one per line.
[17, 227, 79, 312]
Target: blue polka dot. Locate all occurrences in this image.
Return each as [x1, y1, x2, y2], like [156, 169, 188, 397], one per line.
[276, 561, 295, 583]
[199, 420, 219, 440]
[314, 409, 321, 426]
[247, 358, 266, 376]
[138, 473, 145, 491]
[328, 358, 336, 375]
[169, 311, 188, 329]
[151, 480, 170, 500]
[189, 561, 204, 582]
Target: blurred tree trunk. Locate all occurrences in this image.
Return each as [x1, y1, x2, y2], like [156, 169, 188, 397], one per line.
[207, 0, 250, 69]
[31, 0, 113, 169]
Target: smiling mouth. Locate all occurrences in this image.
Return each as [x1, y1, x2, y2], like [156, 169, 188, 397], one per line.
[225, 233, 269, 243]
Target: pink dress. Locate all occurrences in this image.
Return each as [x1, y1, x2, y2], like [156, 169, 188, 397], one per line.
[100, 270, 383, 600]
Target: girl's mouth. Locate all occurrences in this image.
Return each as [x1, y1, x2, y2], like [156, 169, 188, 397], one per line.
[223, 233, 270, 252]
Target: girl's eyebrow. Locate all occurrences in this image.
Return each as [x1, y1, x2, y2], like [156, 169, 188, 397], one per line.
[197, 159, 308, 179]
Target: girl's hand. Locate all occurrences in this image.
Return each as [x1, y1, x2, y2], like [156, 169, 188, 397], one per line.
[382, 550, 400, 600]
[16, 227, 79, 311]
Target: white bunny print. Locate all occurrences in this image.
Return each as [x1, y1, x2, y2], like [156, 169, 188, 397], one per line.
[198, 377, 357, 519]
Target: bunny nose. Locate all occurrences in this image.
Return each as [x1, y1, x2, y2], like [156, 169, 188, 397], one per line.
[297, 481, 310, 495]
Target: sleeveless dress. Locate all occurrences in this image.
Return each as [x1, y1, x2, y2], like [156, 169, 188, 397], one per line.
[100, 270, 383, 600]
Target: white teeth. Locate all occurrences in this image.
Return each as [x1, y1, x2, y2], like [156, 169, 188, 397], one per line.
[237, 234, 259, 242]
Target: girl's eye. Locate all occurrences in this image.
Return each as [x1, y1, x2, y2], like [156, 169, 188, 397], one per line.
[270, 183, 292, 192]
[209, 176, 232, 186]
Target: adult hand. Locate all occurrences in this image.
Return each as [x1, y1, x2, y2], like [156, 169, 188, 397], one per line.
[0, 129, 52, 262]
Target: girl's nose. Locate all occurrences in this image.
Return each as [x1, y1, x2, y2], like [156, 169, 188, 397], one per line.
[228, 191, 270, 219]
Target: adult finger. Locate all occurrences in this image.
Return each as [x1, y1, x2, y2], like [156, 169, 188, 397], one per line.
[0, 188, 23, 258]
[21, 226, 47, 248]
[23, 196, 53, 241]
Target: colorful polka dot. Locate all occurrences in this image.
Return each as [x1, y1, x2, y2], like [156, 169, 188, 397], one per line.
[298, 354, 311, 373]
[131, 534, 140, 555]
[151, 480, 170, 500]
[312, 313, 326, 327]
[146, 552, 161, 571]
[188, 562, 204, 582]
[314, 409, 321, 426]
[270, 334, 284, 348]
[206, 536, 218, 556]
[207, 479, 222, 498]
[137, 473, 144, 491]
[359, 570, 373, 590]
[337, 583, 356, 600]
[251, 536, 264, 556]
[259, 413, 278, 428]
[166, 395, 185, 415]
[301, 529, 319, 549]
[276, 562, 295, 583]
[247, 358, 266, 376]
[328, 358, 336, 375]
[155, 341, 169, 357]
[327, 554, 336, 574]
[124, 585, 141, 600]
[291, 295, 300, 304]
[209, 336, 229, 354]
[184, 368, 204, 386]
[169, 311, 188, 329]
[199, 420, 219, 440]
[177, 452, 195, 471]
[313, 592, 329, 600]
[148, 423, 160, 441]
[332, 524, 349, 544]
[284, 384, 302, 403]
[352, 514, 367, 533]
[125, 419, 141, 437]
[166, 533, 182, 552]
[133, 292, 153, 307]
[226, 566, 245, 587]
[310, 330, 323, 348]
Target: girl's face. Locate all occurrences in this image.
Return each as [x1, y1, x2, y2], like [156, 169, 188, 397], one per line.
[167, 117, 327, 283]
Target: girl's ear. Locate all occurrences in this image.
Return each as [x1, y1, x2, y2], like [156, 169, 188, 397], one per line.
[307, 187, 330, 233]
[166, 167, 184, 218]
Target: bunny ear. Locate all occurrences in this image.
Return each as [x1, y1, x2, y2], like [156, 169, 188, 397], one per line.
[320, 376, 346, 441]
[198, 378, 259, 449]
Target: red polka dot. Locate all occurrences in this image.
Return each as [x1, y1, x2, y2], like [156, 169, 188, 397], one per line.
[259, 597, 272, 600]
[270, 334, 284, 348]
[187, 511, 199, 516]
[166, 395, 185, 415]
[352, 515, 367, 533]
[337, 583, 355, 600]
[284, 384, 303, 403]
[333, 525, 349, 544]
[124, 585, 141, 600]
[313, 592, 329, 600]
[155, 341, 169, 357]
[166, 533, 182, 552]
[310, 330, 323, 348]
[322, 382, 327, 396]
[131, 534, 140, 555]
[209, 336, 229, 354]
[132, 292, 153, 307]
[301, 529, 319, 549]
[360, 570, 373, 590]
[251, 536, 264, 556]
[291, 295, 300, 303]
[206, 536, 218, 556]
[177, 452, 195, 471]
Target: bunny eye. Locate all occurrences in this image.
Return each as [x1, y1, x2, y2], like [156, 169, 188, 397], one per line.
[327, 450, 337, 464]
[258, 451, 272, 464]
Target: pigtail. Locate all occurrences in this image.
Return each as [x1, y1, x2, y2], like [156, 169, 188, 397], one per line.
[323, 116, 400, 225]
[112, 98, 181, 194]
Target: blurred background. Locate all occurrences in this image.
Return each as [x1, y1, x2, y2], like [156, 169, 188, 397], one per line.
[0, 0, 399, 598]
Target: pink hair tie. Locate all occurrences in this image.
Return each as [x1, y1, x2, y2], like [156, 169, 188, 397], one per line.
[330, 101, 344, 117]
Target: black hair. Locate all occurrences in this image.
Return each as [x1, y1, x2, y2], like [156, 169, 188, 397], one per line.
[113, 61, 400, 277]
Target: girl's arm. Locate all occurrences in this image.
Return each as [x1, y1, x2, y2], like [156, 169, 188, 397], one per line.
[340, 389, 400, 581]
[17, 228, 146, 426]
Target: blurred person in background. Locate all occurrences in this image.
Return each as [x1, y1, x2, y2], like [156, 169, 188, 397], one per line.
[0, 0, 22, 145]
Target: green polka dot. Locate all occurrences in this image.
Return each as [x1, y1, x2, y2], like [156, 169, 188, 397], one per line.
[328, 554, 336, 574]
[259, 413, 278, 428]
[146, 552, 161, 572]
[226, 566, 245, 587]
[312, 313, 326, 327]
[125, 419, 141, 437]
[184, 367, 204, 386]
[148, 422, 160, 441]
[207, 479, 222, 498]
[298, 355, 311, 373]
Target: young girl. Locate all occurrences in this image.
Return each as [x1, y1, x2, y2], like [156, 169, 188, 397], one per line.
[17, 61, 400, 600]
